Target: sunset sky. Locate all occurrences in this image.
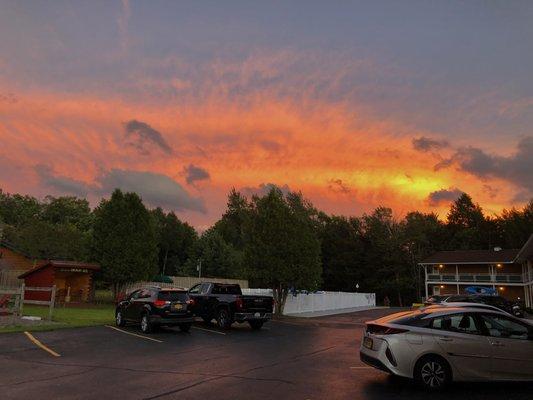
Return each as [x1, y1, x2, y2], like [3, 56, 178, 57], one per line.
[1, 1, 532, 229]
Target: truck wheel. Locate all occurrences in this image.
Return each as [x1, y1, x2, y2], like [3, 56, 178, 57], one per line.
[179, 323, 192, 333]
[216, 308, 232, 330]
[140, 313, 153, 334]
[115, 309, 126, 327]
[249, 320, 264, 330]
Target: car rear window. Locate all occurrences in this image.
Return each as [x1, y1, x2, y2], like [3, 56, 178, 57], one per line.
[158, 291, 188, 301]
[388, 313, 432, 328]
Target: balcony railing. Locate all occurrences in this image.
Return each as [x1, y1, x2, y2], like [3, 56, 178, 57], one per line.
[427, 273, 524, 284]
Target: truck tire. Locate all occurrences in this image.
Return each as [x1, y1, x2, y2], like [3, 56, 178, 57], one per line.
[216, 308, 232, 330]
[249, 320, 264, 330]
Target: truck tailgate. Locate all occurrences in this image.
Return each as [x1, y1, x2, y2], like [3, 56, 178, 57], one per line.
[241, 296, 273, 312]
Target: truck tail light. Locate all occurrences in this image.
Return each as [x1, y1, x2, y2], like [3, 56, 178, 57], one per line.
[153, 300, 170, 308]
[236, 297, 243, 310]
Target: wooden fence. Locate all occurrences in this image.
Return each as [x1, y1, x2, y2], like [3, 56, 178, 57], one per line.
[0, 284, 56, 320]
[0, 269, 25, 288]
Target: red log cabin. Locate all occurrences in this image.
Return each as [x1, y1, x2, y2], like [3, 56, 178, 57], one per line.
[18, 261, 100, 302]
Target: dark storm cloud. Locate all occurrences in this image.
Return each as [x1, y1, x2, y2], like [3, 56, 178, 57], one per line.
[34, 164, 91, 197]
[437, 136, 533, 192]
[427, 187, 464, 206]
[183, 164, 210, 185]
[123, 119, 172, 155]
[240, 183, 291, 198]
[35, 164, 206, 213]
[412, 136, 449, 152]
[97, 169, 206, 213]
[328, 179, 351, 194]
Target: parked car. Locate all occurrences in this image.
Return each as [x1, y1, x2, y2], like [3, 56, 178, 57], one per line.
[360, 307, 533, 390]
[115, 287, 195, 333]
[439, 295, 524, 317]
[423, 302, 514, 317]
[188, 282, 274, 330]
[423, 295, 450, 306]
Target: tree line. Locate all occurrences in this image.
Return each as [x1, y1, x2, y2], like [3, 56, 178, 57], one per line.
[0, 187, 531, 309]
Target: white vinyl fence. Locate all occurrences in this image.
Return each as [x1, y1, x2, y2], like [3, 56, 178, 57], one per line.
[242, 289, 376, 315]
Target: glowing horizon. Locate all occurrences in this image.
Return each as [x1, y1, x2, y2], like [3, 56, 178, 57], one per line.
[1, 2, 532, 228]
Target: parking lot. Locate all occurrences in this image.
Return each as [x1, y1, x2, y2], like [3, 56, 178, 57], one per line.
[1, 308, 532, 400]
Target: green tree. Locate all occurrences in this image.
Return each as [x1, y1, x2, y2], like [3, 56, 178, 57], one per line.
[0, 190, 42, 227]
[92, 189, 158, 297]
[446, 193, 489, 249]
[41, 196, 93, 231]
[245, 187, 321, 315]
[497, 200, 533, 248]
[318, 214, 365, 292]
[151, 208, 198, 276]
[183, 229, 245, 278]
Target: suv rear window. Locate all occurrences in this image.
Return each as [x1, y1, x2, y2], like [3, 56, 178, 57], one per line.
[158, 291, 188, 301]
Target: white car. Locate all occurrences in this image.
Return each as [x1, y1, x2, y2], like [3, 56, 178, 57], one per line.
[360, 307, 533, 390]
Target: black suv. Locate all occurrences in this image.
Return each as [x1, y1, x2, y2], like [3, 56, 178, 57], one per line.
[443, 294, 524, 317]
[115, 287, 195, 333]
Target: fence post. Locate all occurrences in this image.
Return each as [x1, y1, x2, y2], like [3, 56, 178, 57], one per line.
[49, 285, 56, 321]
[19, 283, 25, 316]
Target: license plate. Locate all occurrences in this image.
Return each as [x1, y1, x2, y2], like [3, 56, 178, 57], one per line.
[254, 312, 260, 318]
[363, 337, 373, 350]
[174, 304, 182, 310]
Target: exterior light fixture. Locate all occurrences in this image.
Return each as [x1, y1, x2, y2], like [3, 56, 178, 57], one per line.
[499, 286, 504, 291]
[440, 285, 445, 289]
[439, 264, 444, 269]
[496, 264, 502, 268]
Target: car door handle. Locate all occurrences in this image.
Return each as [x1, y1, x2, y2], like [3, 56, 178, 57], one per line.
[437, 337, 453, 342]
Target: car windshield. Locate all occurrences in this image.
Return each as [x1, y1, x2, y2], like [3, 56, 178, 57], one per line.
[158, 291, 188, 302]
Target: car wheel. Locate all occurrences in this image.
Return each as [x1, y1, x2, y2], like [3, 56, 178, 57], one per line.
[140, 314, 152, 334]
[216, 308, 232, 330]
[179, 323, 192, 333]
[249, 320, 264, 330]
[414, 355, 451, 390]
[115, 309, 126, 327]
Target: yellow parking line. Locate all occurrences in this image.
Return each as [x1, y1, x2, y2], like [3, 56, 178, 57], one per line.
[24, 331, 61, 357]
[105, 325, 163, 343]
[191, 326, 226, 335]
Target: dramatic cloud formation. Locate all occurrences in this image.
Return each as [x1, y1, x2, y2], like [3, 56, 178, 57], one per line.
[97, 169, 206, 213]
[328, 179, 351, 194]
[412, 136, 449, 152]
[438, 136, 533, 193]
[34, 164, 205, 213]
[183, 164, 210, 185]
[34, 164, 91, 197]
[123, 120, 172, 155]
[427, 187, 464, 206]
[240, 183, 292, 198]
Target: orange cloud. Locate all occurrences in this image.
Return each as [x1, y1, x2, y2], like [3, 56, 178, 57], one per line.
[0, 85, 525, 226]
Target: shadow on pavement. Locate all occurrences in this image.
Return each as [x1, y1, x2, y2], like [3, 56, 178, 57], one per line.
[362, 374, 533, 400]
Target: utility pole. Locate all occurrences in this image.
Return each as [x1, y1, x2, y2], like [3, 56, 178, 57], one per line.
[197, 259, 202, 278]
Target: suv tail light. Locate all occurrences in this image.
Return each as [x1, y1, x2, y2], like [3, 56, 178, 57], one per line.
[235, 297, 243, 310]
[366, 324, 408, 335]
[153, 300, 170, 308]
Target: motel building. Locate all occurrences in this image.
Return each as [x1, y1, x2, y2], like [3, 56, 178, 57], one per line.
[419, 234, 533, 307]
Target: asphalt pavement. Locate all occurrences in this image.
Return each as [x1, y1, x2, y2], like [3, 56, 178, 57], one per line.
[1, 308, 532, 400]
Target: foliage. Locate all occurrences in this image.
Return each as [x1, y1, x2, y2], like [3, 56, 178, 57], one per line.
[92, 189, 158, 296]
[245, 188, 322, 314]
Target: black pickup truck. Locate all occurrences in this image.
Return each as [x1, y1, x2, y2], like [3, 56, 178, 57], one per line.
[188, 282, 274, 330]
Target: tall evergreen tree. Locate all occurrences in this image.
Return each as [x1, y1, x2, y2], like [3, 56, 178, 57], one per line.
[92, 189, 158, 297]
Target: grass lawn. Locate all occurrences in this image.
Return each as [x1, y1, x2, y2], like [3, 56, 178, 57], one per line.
[0, 304, 115, 333]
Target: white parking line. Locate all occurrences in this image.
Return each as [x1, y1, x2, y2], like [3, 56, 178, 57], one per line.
[191, 326, 227, 335]
[24, 331, 61, 357]
[350, 366, 373, 369]
[105, 325, 163, 343]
